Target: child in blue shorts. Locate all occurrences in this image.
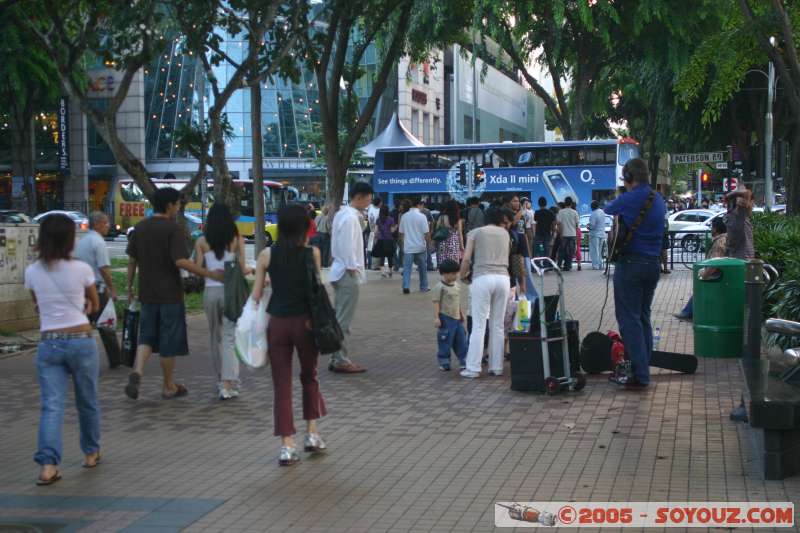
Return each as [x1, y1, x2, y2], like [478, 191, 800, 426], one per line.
[432, 259, 468, 371]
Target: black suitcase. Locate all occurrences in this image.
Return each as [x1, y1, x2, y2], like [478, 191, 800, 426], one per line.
[509, 320, 580, 392]
[98, 327, 122, 368]
[121, 307, 140, 367]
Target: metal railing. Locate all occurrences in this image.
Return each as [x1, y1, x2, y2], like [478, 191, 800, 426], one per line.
[575, 229, 713, 271]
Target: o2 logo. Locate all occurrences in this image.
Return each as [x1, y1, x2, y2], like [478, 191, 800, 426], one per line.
[580, 169, 595, 185]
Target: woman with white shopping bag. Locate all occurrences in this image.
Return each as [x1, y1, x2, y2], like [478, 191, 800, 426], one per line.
[194, 204, 251, 400]
[252, 205, 327, 466]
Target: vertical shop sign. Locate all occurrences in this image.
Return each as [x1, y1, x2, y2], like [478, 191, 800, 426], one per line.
[57, 97, 70, 176]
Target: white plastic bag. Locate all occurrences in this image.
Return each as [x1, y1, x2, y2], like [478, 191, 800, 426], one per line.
[96, 298, 117, 330]
[234, 296, 268, 368]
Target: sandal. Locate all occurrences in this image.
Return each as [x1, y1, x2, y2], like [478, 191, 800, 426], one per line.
[162, 383, 188, 399]
[36, 470, 61, 486]
[125, 373, 141, 400]
[82, 452, 102, 468]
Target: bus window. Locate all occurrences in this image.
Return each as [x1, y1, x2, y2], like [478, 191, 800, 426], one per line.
[407, 152, 430, 169]
[431, 152, 457, 169]
[618, 143, 640, 165]
[550, 148, 571, 166]
[383, 152, 405, 170]
[120, 182, 144, 201]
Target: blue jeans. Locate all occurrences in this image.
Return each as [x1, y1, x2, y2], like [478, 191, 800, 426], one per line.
[437, 314, 468, 366]
[402, 252, 428, 291]
[681, 296, 694, 318]
[613, 255, 661, 385]
[35, 337, 101, 465]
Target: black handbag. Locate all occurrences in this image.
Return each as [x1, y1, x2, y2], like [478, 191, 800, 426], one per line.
[121, 304, 139, 367]
[223, 256, 250, 322]
[304, 247, 344, 354]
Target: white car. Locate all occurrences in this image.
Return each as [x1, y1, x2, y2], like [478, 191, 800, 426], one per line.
[579, 213, 613, 234]
[33, 210, 89, 230]
[667, 209, 716, 232]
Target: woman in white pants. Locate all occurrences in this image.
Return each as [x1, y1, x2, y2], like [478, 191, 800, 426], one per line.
[194, 204, 251, 399]
[459, 208, 510, 378]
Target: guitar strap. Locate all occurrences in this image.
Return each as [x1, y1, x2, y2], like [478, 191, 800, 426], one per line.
[616, 190, 656, 256]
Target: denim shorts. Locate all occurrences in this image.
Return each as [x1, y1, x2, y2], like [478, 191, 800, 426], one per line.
[138, 302, 189, 357]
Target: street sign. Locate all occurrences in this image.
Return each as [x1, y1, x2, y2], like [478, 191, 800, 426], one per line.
[671, 152, 726, 165]
[724, 178, 739, 192]
[715, 162, 728, 169]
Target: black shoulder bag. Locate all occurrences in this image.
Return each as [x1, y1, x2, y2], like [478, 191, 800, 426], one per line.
[608, 190, 656, 262]
[304, 247, 344, 354]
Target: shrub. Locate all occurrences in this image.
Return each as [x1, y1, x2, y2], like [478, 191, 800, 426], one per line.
[753, 212, 800, 348]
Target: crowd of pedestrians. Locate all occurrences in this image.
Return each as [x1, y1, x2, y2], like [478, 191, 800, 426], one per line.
[30, 159, 758, 481]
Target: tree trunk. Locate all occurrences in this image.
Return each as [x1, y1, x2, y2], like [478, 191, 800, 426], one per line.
[251, 81, 266, 252]
[209, 111, 236, 211]
[787, 129, 800, 215]
[326, 158, 346, 209]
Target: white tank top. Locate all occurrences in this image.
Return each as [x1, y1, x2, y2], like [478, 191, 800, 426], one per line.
[204, 249, 235, 287]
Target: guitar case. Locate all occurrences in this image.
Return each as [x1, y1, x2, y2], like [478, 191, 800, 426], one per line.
[580, 331, 697, 374]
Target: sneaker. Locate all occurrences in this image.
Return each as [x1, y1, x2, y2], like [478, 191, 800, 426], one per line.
[439, 364, 451, 371]
[403, 288, 410, 294]
[460, 369, 480, 379]
[459, 364, 466, 371]
[303, 433, 327, 453]
[420, 288, 431, 293]
[278, 446, 300, 466]
[488, 370, 503, 377]
[218, 388, 234, 400]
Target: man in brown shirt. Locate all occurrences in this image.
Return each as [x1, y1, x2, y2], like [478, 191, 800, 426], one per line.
[124, 187, 223, 400]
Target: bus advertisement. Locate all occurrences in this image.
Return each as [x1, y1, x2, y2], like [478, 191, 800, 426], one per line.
[113, 178, 295, 243]
[373, 139, 640, 214]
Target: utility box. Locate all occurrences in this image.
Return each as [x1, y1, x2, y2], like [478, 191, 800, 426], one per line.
[0, 224, 41, 332]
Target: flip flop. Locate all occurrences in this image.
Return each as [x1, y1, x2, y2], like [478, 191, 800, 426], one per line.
[162, 383, 188, 399]
[82, 453, 102, 468]
[36, 471, 61, 486]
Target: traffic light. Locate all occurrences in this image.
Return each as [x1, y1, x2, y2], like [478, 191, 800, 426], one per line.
[474, 166, 485, 187]
[458, 162, 467, 186]
[701, 171, 710, 184]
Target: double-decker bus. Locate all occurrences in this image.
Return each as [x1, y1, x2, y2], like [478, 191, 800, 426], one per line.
[113, 178, 295, 243]
[373, 138, 640, 214]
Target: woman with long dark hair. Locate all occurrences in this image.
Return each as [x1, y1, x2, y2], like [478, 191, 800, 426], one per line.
[436, 200, 464, 264]
[252, 205, 326, 466]
[25, 214, 101, 485]
[371, 204, 397, 278]
[194, 204, 250, 400]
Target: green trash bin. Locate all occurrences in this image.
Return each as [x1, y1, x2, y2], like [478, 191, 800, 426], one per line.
[693, 257, 747, 358]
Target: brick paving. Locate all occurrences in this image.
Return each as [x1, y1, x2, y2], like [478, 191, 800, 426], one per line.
[0, 267, 798, 532]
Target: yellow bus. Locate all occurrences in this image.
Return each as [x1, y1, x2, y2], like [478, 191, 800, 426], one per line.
[113, 178, 294, 244]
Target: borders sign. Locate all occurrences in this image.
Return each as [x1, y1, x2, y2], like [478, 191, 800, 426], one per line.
[671, 152, 726, 165]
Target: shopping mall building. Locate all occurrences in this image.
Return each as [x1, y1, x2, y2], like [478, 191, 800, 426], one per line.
[0, 38, 544, 214]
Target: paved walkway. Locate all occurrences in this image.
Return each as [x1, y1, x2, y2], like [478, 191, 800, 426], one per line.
[1, 268, 798, 532]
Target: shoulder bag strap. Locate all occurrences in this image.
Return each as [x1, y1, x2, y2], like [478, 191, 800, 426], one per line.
[621, 190, 656, 249]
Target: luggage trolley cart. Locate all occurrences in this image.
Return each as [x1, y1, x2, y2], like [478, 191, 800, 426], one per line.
[530, 257, 586, 395]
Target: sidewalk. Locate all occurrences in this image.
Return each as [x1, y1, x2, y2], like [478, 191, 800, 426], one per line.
[0, 268, 798, 532]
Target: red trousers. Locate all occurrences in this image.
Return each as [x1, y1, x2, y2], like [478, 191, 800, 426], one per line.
[267, 315, 327, 436]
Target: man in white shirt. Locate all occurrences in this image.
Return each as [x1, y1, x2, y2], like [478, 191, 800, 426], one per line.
[587, 201, 607, 270]
[556, 196, 580, 271]
[399, 197, 431, 294]
[75, 211, 120, 367]
[328, 182, 373, 373]
[366, 197, 382, 269]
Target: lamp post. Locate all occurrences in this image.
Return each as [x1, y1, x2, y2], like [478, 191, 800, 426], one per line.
[764, 36, 776, 210]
